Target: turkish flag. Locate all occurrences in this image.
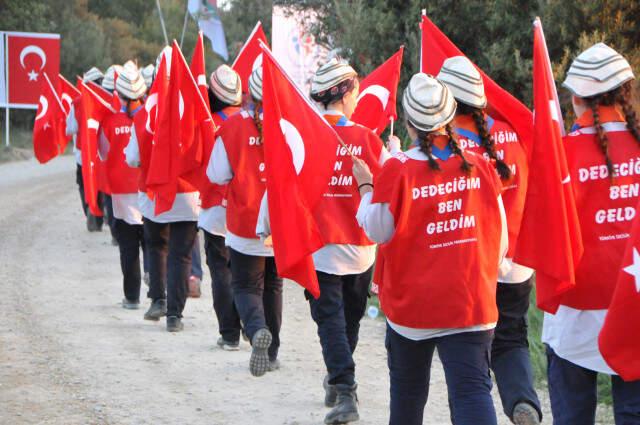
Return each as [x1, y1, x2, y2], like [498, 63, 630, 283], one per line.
[191, 31, 208, 100]
[420, 15, 533, 155]
[87, 80, 113, 104]
[147, 41, 211, 215]
[232, 22, 269, 93]
[514, 19, 583, 313]
[261, 45, 339, 298]
[57, 74, 81, 116]
[351, 46, 404, 135]
[78, 82, 116, 216]
[32, 72, 67, 164]
[6, 33, 60, 106]
[599, 199, 640, 381]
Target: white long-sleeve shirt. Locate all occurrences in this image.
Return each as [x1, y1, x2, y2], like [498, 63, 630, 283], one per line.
[66, 105, 82, 165]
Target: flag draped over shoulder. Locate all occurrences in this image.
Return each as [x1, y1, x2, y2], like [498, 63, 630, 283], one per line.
[232, 22, 269, 94]
[261, 45, 339, 298]
[33, 72, 68, 164]
[351, 46, 404, 135]
[514, 18, 583, 313]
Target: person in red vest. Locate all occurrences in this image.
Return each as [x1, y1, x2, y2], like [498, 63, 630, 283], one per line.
[208, 63, 283, 376]
[354, 73, 507, 425]
[125, 47, 200, 332]
[98, 68, 147, 309]
[304, 58, 397, 425]
[437, 56, 541, 425]
[542, 43, 640, 425]
[198, 64, 243, 350]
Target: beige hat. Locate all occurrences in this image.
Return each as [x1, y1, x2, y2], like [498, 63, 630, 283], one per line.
[249, 65, 263, 103]
[310, 58, 357, 95]
[437, 56, 487, 109]
[210, 65, 242, 106]
[141, 64, 155, 87]
[154, 46, 173, 78]
[402, 73, 457, 132]
[116, 68, 147, 100]
[83, 67, 104, 83]
[102, 64, 124, 91]
[563, 43, 635, 98]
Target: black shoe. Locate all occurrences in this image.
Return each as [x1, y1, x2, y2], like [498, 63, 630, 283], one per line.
[86, 214, 101, 232]
[216, 336, 240, 351]
[513, 402, 541, 425]
[267, 359, 280, 372]
[324, 384, 359, 424]
[144, 299, 167, 321]
[324, 374, 337, 407]
[249, 328, 272, 377]
[122, 298, 140, 310]
[166, 316, 183, 332]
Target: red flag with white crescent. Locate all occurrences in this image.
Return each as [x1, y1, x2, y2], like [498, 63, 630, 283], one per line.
[57, 74, 81, 116]
[232, 22, 269, 93]
[32, 72, 67, 163]
[261, 44, 339, 298]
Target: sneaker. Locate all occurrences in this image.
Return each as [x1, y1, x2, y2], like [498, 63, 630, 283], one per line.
[268, 359, 280, 372]
[216, 336, 240, 351]
[144, 299, 167, 321]
[143, 272, 150, 287]
[122, 298, 140, 310]
[513, 402, 540, 425]
[324, 384, 359, 424]
[323, 374, 337, 407]
[166, 316, 184, 332]
[188, 276, 201, 298]
[249, 328, 272, 377]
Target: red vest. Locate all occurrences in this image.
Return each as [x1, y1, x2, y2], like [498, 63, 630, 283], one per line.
[561, 122, 640, 309]
[102, 112, 139, 194]
[454, 115, 529, 257]
[314, 116, 384, 245]
[373, 150, 502, 328]
[221, 111, 265, 239]
[200, 106, 241, 209]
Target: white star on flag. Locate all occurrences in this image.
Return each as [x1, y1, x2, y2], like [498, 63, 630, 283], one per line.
[28, 70, 39, 81]
[622, 247, 640, 293]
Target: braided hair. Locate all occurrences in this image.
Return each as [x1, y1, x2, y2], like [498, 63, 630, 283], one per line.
[617, 81, 640, 144]
[415, 123, 473, 174]
[458, 103, 511, 179]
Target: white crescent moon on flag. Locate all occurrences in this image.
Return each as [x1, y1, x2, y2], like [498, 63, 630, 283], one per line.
[145, 93, 158, 134]
[35, 95, 48, 121]
[197, 74, 207, 87]
[280, 118, 305, 175]
[87, 118, 100, 131]
[356, 85, 390, 109]
[20, 45, 47, 70]
[61, 93, 73, 113]
[179, 91, 184, 119]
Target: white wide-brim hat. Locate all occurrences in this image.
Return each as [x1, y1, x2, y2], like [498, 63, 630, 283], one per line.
[210, 64, 242, 106]
[563, 42, 635, 98]
[249, 66, 263, 102]
[402, 73, 457, 132]
[310, 58, 357, 95]
[102, 64, 124, 91]
[116, 68, 147, 100]
[437, 56, 487, 109]
[83, 66, 104, 83]
[141, 64, 155, 88]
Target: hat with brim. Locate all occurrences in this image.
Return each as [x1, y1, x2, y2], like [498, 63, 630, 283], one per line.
[102, 65, 124, 91]
[310, 58, 357, 95]
[210, 64, 242, 106]
[437, 56, 487, 109]
[402, 73, 457, 132]
[141, 64, 155, 88]
[249, 67, 263, 102]
[83, 67, 104, 83]
[116, 68, 147, 100]
[563, 42, 635, 98]
[154, 46, 173, 78]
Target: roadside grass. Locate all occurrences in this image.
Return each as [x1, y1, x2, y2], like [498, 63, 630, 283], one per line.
[0, 127, 34, 163]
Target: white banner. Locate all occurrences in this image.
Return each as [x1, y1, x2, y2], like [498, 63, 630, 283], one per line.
[0, 32, 6, 106]
[271, 6, 328, 94]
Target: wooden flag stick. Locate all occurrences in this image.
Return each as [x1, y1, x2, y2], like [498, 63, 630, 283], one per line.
[390, 116, 395, 137]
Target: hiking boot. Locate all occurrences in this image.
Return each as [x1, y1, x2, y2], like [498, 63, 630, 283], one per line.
[324, 374, 337, 407]
[166, 316, 183, 332]
[144, 299, 167, 321]
[249, 328, 272, 377]
[268, 359, 280, 372]
[122, 298, 140, 310]
[217, 336, 240, 351]
[513, 402, 540, 425]
[324, 384, 359, 424]
[188, 276, 201, 298]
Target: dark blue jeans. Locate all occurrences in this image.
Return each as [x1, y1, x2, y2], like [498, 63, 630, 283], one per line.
[229, 248, 283, 360]
[386, 326, 497, 425]
[204, 232, 240, 342]
[546, 346, 640, 424]
[491, 279, 541, 421]
[306, 268, 372, 386]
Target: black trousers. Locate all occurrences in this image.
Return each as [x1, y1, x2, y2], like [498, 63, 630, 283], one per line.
[229, 248, 283, 360]
[306, 268, 372, 386]
[144, 218, 198, 318]
[102, 194, 117, 240]
[114, 219, 144, 301]
[204, 231, 241, 341]
[491, 278, 542, 420]
[75, 164, 88, 216]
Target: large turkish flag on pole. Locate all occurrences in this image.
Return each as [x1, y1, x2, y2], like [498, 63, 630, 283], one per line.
[6, 32, 60, 106]
[232, 22, 269, 93]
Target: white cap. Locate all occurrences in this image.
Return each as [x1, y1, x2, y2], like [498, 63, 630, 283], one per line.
[310, 58, 357, 95]
[563, 43, 635, 98]
[437, 56, 487, 108]
[102, 64, 124, 91]
[83, 67, 103, 83]
[115, 68, 147, 100]
[141, 64, 155, 87]
[154, 46, 173, 78]
[402, 73, 457, 132]
[210, 65, 242, 106]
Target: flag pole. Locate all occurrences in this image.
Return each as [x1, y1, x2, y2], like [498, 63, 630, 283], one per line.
[389, 117, 395, 137]
[155, 0, 169, 46]
[179, 2, 190, 49]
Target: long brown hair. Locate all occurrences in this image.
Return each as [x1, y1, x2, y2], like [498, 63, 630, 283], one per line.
[414, 123, 473, 174]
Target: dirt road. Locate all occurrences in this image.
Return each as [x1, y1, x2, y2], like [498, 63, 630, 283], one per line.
[0, 156, 559, 424]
